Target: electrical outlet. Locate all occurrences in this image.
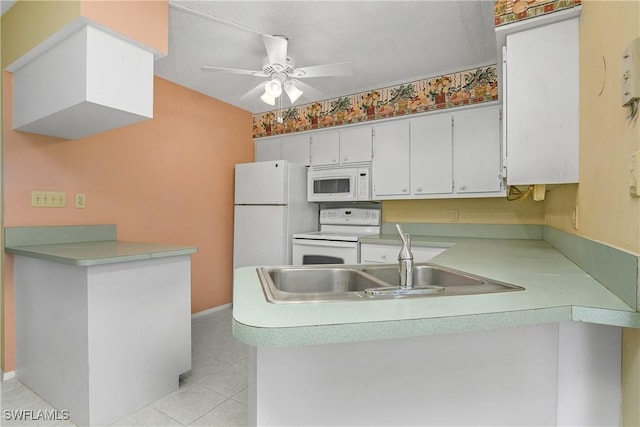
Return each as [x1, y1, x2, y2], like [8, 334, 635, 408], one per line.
[31, 191, 66, 207]
[75, 193, 86, 208]
[449, 209, 459, 223]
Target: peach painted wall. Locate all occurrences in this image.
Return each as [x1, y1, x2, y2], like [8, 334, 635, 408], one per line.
[80, 0, 168, 55]
[1, 1, 167, 69]
[2, 74, 253, 372]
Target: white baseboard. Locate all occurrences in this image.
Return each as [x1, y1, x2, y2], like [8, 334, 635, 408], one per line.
[2, 370, 16, 381]
[191, 303, 232, 320]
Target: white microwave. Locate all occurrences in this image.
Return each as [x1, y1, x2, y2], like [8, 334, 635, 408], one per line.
[307, 166, 371, 202]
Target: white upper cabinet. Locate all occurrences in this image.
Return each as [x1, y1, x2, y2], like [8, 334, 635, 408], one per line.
[11, 24, 154, 140]
[310, 131, 340, 165]
[453, 106, 503, 194]
[281, 133, 311, 166]
[255, 137, 282, 162]
[372, 121, 411, 197]
[310, 126, 372, 166]
[410, 113, 453, 195]
[340, 126, 373, 164]
[255, 133, 311, 165]
[501, 16, 580, 184]
[372, 104, 504, 200]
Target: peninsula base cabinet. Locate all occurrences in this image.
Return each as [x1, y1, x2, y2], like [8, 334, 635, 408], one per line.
[247, 321, 621, 426]
[14, 255, 192, 426]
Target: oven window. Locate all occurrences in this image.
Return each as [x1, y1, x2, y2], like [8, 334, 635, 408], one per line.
[303, 255, 344, 265]
[313, 178, 351, 194]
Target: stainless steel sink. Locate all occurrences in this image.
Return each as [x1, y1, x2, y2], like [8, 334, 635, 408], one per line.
[257, 263, 524, 304]
[362, 264, 524, 297]
[257, 266, 389, 303]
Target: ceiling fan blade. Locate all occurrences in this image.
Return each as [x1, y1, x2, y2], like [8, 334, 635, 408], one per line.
[290, 79, 323, 100]
[240, 81, 268, 101]
[262, 35, 288, 69]
[292, 62, 352, 78]
[201, 66, 268, 77]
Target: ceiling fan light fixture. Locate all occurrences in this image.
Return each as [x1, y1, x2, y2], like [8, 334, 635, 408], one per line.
[284, 80, 303, 103]
[265, 77, 282, 97]
[260, 90, 276, 105]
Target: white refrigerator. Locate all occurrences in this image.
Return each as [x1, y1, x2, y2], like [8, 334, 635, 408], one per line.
[233, 160, 318, 269]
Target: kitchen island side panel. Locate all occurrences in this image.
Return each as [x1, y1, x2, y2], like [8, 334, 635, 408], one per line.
[13, 254, 192, 426]
[14, 256, 91, 424]
[87, 255, 192, 426]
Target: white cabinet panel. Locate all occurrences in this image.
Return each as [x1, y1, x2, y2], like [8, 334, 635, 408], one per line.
[310, 127, 371, 166]
[255, 137, 282, 162]
[340, 126, 372, 163]
[372, 121, 410, 197]
[504, 17, 579, 184]
[310, 131, 340, 166]
[360, 243, 445, 264]
[281, 133, 310, 166]
[411, 114, 453, 195]
[255, 134, 310, 165]
[453, 106, 503, 193]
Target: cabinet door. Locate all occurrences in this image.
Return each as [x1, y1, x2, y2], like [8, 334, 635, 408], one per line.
[340, 126, 372, 163]
[410, 114, 453, 195]
[310, 131, 340, 166]
[255, 138, 281, 162]
[372, 121, 410, 198]
[453, 106, 502, 194]
[280, 133, 310, 166]
[360, 243, 445, 264]
[505, 18, 579, 184]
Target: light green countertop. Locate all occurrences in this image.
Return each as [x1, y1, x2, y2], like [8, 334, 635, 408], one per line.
[233, 236, 640, 347]
[5, 241, 197, 266]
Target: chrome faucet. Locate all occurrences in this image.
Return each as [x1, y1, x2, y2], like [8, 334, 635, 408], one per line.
[396, 224, 413, 289]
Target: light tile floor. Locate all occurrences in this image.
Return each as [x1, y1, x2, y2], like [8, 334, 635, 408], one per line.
[1, 307, 249, 427]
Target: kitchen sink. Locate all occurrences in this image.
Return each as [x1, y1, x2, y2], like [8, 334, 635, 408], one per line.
[257, 263, 524, 304]
[362, 265, 524, 297]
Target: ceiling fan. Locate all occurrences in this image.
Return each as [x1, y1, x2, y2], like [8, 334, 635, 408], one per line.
[201, 34, 352, 106]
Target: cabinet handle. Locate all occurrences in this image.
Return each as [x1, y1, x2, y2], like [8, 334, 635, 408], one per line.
[416, 187, 422, 192]
[343, 156, 348, 161]
[381, 254, 387, 259]
[459, 185, 466, 190]
[332, 157, 337, 162]
[402, 188, 408, 192]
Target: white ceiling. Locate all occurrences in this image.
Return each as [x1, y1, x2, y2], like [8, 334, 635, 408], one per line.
[155, 1, 498, 114]
[2, 0, 498, 115]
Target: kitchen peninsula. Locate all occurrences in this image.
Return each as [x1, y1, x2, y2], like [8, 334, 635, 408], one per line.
[5, 225, 197, 426]
[233, 224, 640, 426]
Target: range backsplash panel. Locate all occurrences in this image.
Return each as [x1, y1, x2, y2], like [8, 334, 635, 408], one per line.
[252, 65, 498, 138]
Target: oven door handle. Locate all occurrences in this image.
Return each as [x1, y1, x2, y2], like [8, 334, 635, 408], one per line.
[292, 240, 358, 248]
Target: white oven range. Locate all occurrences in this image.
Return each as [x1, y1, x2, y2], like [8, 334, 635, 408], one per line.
[292, 208, 380, 265]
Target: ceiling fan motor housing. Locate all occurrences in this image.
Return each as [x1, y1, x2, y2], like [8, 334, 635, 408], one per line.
[261, 57, 296, 76]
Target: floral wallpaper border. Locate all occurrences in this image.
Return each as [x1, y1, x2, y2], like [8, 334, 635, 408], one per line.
[253, 65, 498, 138]
[494, 0, 581, 27]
